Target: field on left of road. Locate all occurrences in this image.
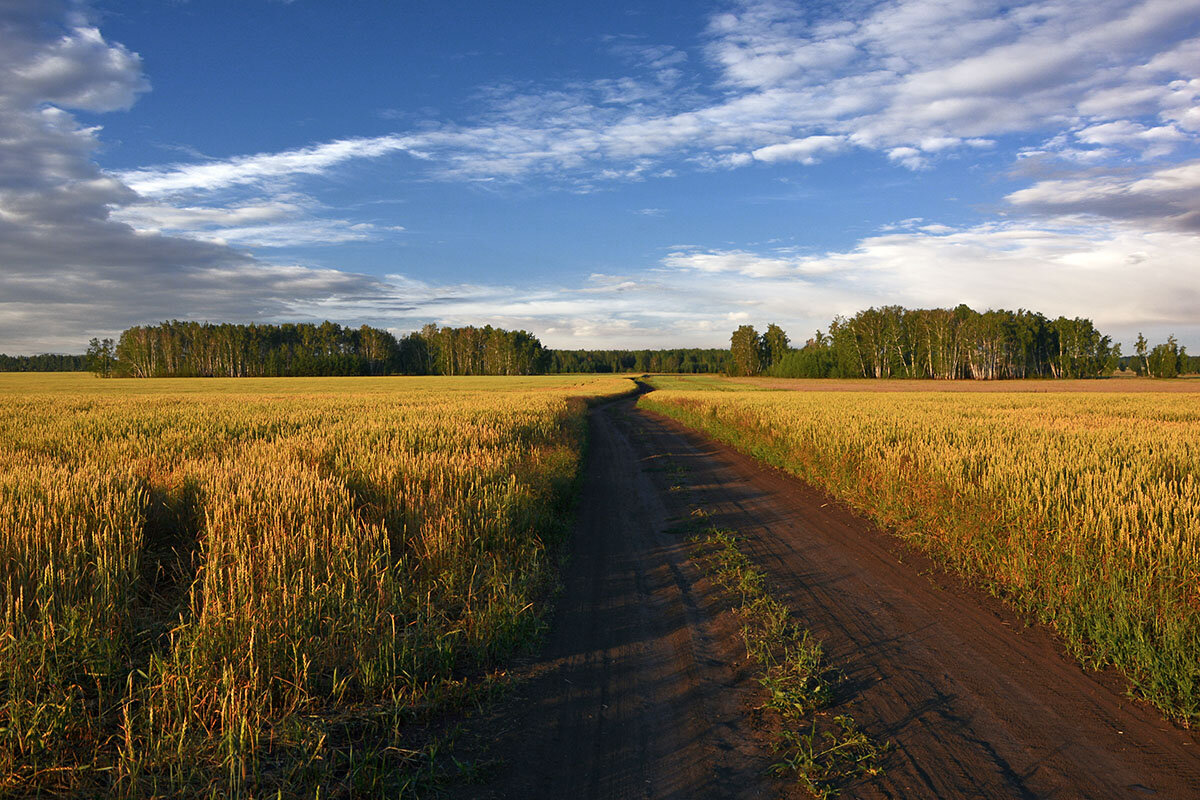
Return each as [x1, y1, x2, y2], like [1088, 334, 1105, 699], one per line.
[0, 372, 634, 798]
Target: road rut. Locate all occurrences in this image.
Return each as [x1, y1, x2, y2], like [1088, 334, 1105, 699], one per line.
[462, 395, 1200, 799]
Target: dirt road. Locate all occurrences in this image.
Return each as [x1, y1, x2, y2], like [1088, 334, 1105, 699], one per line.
[463, 395, 1200, 799]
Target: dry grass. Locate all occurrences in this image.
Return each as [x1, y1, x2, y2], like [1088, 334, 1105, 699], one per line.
[642, 383, 1200, 724]
[0, 373, 633, 797]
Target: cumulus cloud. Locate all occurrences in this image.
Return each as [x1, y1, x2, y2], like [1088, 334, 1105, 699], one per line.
[7, 11, 148, 111]
[4, 0, 1199, 354]
[887, 146, 927, 170]
[1006, 159, 1200, 231]
[651, 220, 1200, 346]
[0, 0, 390, 353]
[751, 135, 846, 164]
[291, 218, 1200, 352]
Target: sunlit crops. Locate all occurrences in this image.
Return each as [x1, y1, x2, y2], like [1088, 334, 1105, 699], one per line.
[0, 373, 633, 797]
[641, 384, 1200, 724]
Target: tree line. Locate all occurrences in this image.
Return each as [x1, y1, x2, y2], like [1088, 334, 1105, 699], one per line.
[729, 305, 1195, 380]
[75, 320, 732, 378]
[398, 324, 548, 376]
[0, 353, 87, 372]
[3, 311, 1194, 380]
[1128, 333, 1196, 378]
[84, 321, 551, 378]
[547, 348, 726, 374]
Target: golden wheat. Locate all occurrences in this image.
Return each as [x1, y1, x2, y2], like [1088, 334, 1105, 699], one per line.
[0, 372, 632, 797]
[641, 384, 1200, 723]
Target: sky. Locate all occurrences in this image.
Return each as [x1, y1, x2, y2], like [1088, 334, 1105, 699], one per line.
[1, 0, 1198, 355]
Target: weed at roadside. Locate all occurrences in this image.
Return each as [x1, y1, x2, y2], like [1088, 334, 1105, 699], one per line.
[692, 529, 886, 797]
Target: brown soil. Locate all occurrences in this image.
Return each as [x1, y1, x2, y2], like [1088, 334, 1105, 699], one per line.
[455, 394, 1200, 799]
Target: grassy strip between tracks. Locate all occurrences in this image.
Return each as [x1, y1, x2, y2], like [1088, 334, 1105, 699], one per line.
[690, 518, 886, 798]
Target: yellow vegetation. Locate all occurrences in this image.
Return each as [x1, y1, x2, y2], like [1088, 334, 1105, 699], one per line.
[642, 384, 1200, 723]
[0, 373, 633, 796]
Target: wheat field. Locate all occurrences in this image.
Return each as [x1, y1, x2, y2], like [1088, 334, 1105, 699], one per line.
[0, 373, 633, 797]
[641, 381, 1200, 724]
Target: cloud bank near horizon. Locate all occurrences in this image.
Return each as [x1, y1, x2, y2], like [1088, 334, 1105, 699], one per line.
[0, 0, 1197, 354]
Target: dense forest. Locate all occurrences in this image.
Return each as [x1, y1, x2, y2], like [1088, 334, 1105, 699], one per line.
[729, 305, 1191, 380]
[548, 348, 726, 374]
[77, 321, 730, 378]
[0, 353, 86, 372]
[90, 321, 550, 377]
[3, 310, 1194, 379]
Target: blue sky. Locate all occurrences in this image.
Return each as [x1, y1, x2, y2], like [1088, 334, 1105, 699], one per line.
[1, 0, 1198, 353]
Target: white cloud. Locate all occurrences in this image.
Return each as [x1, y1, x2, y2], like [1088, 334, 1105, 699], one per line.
[1006, 159, 1200, 231]
[113, 200, 304, 230]
[292, 218, 1200, 351]
[701, 0, 1200, 158]
[662, 248, 801, 278]
[0, 1, 390, 353]
[111, 197, 405, 247]
[752, 135, 845, 164]
[887, 146, 927, 170]
[9, 20, 148, 111]
[104, 1, 1200, 198]
[1074, 120, 1188, 157]
[5, 0, 1200, 355]
[120, 135, 420, 196]
[651, 219, 1200, 346]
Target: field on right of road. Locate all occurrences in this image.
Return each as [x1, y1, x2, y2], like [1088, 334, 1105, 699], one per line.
[640, 377, 1200, 724]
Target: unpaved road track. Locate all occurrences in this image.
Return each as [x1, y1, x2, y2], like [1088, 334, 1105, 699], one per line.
[461, 395, 1200, 799]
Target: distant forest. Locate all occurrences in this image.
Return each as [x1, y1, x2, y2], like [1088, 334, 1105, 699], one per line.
[0, 353, 87, 372]
[1, 308, 1194, 379]
[732, 305, 1196, 380]
[81, 321, 551, 378]
[548, 349, 726, 374]
[66, 321, 732, 378]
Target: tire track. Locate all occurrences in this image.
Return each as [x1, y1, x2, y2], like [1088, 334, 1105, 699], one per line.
[460, 395, 1200, 799]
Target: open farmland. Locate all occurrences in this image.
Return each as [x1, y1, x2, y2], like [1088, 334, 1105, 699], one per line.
[640, 376, 1200, 724]
[0, 373, 633, 797]
[6, 371, 1200, 799]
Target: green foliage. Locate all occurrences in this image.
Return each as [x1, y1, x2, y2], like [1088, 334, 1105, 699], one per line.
[767, 331, 836, 379]
[750, 305, 1120, 380]
[547, 347, 727, 374]
[86, 337, 116, 377]
[729, 325, 764, 376]
[1147, 335, 1186, 378]
[400, 323, 549, 376]
[1135, 332, 1150, 375]
[694, 530, 885, 797]
[762, 324, 790, 369]
[772, 717, 885, 799]
[0, 353, 87, 372]
[109, 320, 550, 378]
